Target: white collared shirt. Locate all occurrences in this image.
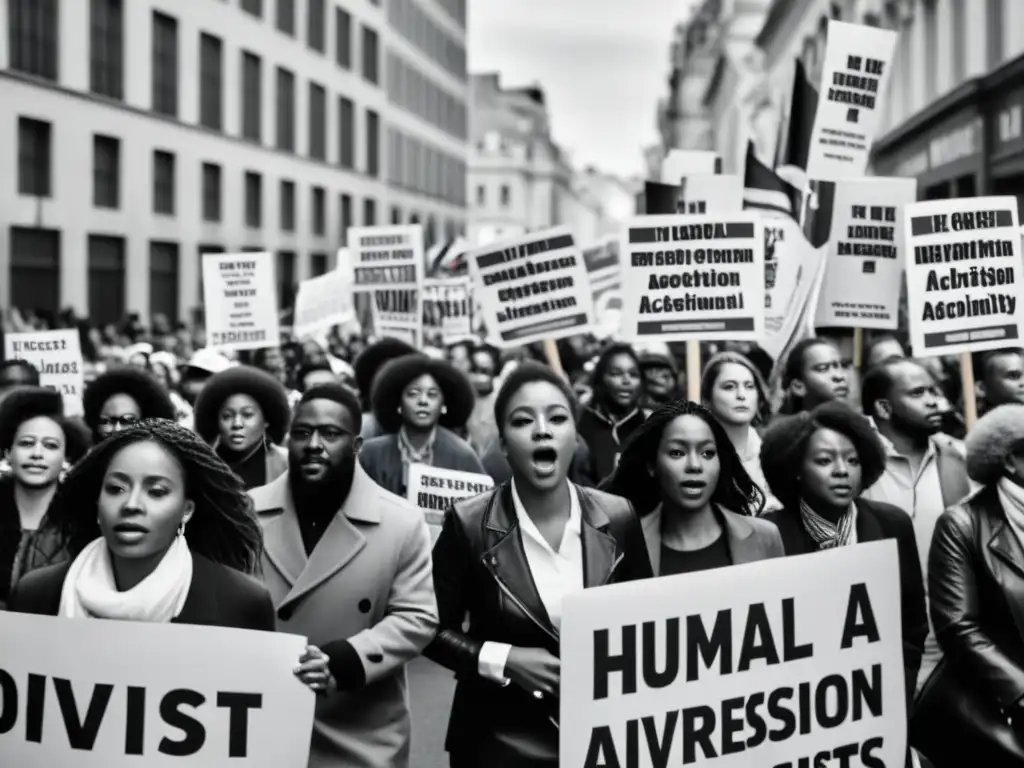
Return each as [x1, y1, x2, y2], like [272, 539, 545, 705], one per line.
[477, 480, 584, 683]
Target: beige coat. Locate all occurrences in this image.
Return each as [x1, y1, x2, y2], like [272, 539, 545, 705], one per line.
[250, 464, 438, 768]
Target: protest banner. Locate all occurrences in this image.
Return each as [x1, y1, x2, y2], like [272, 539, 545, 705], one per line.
[466, 226, 595, 347]
[644, 176, 744, 216]
[760, 218, 823, 360]
[292, 268, 355, 340]
[619, 213, 765, 343]
[422, 278, 473, 344]
[202, 251, 281, 352]
[814, 177, 917, 329]
[3, 329, 84, 416]
[406, 464, 494, 532]
[350, 225, 424, 343]
[560, 540, 906, 768]
[660, 150, 719, 183]
[369, 292, 422, 347]
[806, 20, 898, 180]
[583, 237, 623, 337]
[0, 611, 314, 767]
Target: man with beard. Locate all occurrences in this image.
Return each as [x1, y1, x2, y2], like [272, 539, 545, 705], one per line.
[250, 383, 437, 768]
[860, 357, 972, 696]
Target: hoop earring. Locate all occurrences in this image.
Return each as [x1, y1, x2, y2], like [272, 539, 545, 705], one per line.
[177, 521, 186, 538]
[441, 406, 448, 415]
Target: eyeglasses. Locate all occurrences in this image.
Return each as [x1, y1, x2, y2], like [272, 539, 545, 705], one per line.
[98, 414, 140, 429]
[288, 425, 355, 444]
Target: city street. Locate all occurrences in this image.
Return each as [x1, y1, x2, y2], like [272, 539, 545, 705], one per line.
[408, 656, 457, 768]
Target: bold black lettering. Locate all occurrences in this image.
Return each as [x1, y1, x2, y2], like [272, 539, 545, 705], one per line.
[642, 618, 679, 690]
[216, 692, 262, 758]
[642, 710, 678, 768]
[686, 610, 732, 681]
[53, 678, 113, 750]
[840, 584, 880, 648]
[583, 725, 621, 768]
[721, 696, 746, 755]
[767, 687, 795, 740]
[682, 706, 717, 764]
[737, 603, 780, 671]
[798, 681, 812, 734]
[861, 736, 886, 768]
[125, 686, 146, 755]
[852, 664, 883, 719]
[782, 598, 813, 660]
[0, 669, 16, 734]
[814, 674, 849, 728]
[832, 742, 860, 768]
[158, 689, 207, 756]
[593, 626, 636, 699]
[745, 692, 767, 748]
[26, 673, 45, 743]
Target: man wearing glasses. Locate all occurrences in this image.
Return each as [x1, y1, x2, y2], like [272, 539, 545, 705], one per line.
[250, 383, 437, 768]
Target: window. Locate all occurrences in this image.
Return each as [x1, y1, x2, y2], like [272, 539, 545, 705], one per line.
[339, 193, 352, 245]
[241, 0, 262, 18]
[309, 82, 327, 160]
[500, 185, 510, 207]
[90, 0, 123, 99]
[366, 109, 380, 178]
[152, 11, 178, 117]
[10, 227, 60, 314]
[338, 96, 355, 169]
[363, 197, 376, 226]
[476, 184, 485, 205]
[923, 0, 938, 100]
[362, 25, 379, 85]
[311, 253, 328, 277]
[93, 135, 120, 209]
[202, 162, 221, 222]
[987, 0, 1004, 69]
[197, 244, 225, 307]
[276, 67, 296, 151]
[335, 6, 351, 68]
[150, 241, 180, 324]
[277, 251, 296, 308]
[242, 51, 262, 142]
[9, 0, 58, 80]
[88, 235, 126, 325]
[245, 172, 262, 228]
[280, 180, 295, 232]
[307, 0, 325, 53]
[312, 187, 326, 236]
[18, 118, 52, 197]
[951, 0, 966, 83]
[276, 0, 295, 35]
[199, 33, 223, 131]
[153, 150, 175, 214]
[391, 206, 401, 224]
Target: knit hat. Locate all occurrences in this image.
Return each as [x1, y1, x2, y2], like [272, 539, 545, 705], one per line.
[192, 365, 292, 445]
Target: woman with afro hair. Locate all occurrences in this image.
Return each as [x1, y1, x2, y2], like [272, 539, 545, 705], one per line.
[82, 366, 176, 444]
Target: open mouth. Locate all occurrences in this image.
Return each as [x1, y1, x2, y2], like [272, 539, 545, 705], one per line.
[531, 447, 559, 475]
[679, 480, 707, 497]
[833, 385, 850, 397]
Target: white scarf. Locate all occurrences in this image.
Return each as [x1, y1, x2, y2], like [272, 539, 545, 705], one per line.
[58, 535, 194, 622]
[997, 477, 1024, 551]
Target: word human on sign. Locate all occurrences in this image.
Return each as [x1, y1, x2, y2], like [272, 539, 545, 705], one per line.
[560, 541, 907, 768]
[202, 252, 281, 352]
[905, 196, 1024, 356]
[0, 612, 314, 767]
[406, 465, 494, 528]
[619, 214, 765, 343]
[4, 329, 86, 416]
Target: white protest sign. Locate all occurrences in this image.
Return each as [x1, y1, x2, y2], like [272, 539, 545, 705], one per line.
[406, 464, 494, 528]
[807, 20, 898, 180]
[674, 175, 744, 216]
[467, 226, 595, 347]
[349, 225, 424, 293]
[583, 237, 623, 337]
[292, 268, 355, 340]
[619, 214, 765, 343]
[905, 196, 1024, 356]
[3, 329, 85, 416]
[0, 612, 314, 767]
[202, 252, 281, 352]
[560, 540, 906, 767]
[422, 278, 473, 344]
[815, 177, 917, 329]
[660, 150, 718, 183]
[761, 217, 824, 360]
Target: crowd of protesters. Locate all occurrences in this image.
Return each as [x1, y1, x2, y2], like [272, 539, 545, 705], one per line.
[3, 303, 1024, 766]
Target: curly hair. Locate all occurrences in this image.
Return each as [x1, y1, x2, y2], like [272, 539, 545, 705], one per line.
[759, 401, 887, 511]
[83, 366, 176, 438]
[50, 418, 263, 575]
[601, 400, 765, 517]
[192, 365, 292, 445]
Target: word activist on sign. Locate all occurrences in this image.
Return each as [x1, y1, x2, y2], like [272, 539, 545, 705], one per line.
[202, 252, 281, 352]
[560, 541, 906, 768]
[0, 612, 315, 767]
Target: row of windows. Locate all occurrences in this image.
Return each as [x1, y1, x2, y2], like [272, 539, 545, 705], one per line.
[386, 51, 468, 140]
[476, 183, 512, 208]
[388, 0, 466, 80]
[386, 127, 467, 206]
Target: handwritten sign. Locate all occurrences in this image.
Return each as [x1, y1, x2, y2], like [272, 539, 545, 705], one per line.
[406, 464, 494, 528]
[202, 252, 281, 352]
[293, 269, 355, 340]
[3, 330, 84, 416]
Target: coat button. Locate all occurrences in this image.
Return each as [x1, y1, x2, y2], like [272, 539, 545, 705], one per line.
[367, 653, 383, 663]
[358, 599, 371, 614]
[277, 605, 294, 621]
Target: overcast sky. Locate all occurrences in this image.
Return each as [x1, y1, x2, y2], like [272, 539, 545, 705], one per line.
[467, 0, 697, 178]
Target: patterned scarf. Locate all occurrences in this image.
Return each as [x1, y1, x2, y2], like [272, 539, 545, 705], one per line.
[799, 499, 856, 549]
[397, 426, 436, 489]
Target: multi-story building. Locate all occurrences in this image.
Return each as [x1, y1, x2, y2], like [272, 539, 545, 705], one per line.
[0, 0, 468, 326]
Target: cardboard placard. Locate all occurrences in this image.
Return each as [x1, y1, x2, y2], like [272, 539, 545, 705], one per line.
[815, 177, 917, 329]
[904, 195, 1024, 356]
[0, 612, 314, 767]
[349, 225, 424, 293]
[201, 252, 281, 352]
[560, 541, 906, 767]
[292, 269, 355, 340]
[806, 20, 898, 180]
[422, 278, 473, 344]
[406, 464, 494, 528]
[466, 227, 595, 347]
[3, 329, 85, 416]
[619, 214, 765, 343]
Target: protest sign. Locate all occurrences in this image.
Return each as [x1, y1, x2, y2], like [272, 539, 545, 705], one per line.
[760, 217, 824, 360]
[349, 225, 424, 293]
[467, 226, 595, 347]
[815, 177, 917, 329]
[0, 611, 314, 767]
[904, 195, 1024, 356]
[644, 176, 744, 216]
[3, 329, 84, 416]
[807, 20, 898, 180]
[619, 214, 765, 343]
[422, 278, 473, 344]
[583, 237, 623, 336]
[202, 252, 281, 352]
[560, 540, 906, 768]
[292, 268, 355, 340]
[660, 149, 719, 183]
[406, 464, 494, 528]
[369, 291, 422, 347]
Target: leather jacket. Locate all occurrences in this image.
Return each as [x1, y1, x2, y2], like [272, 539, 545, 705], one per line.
[425, 482, 652, 767]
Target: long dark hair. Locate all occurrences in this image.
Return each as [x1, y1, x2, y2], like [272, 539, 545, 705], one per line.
[51, 419, 264, 574]
[601, 400, 765, 517]
[589, 342, 642, 413]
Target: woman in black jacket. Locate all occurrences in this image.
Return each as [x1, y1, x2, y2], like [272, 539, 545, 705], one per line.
[426, 362, 653, 768]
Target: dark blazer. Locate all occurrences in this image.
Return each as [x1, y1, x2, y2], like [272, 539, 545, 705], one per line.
[8, 552, 277, 631]
[913, 486, 1024, 766]
[359, 427, 486, 497]
[426, 482, 653, 767]
[764, 498, 928, 710]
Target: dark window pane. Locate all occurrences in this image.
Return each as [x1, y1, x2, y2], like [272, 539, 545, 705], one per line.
[391, 205, 402, 224]
[199, 33, 223, 131]
[149, 241, 180, 324]
[9, 0, 59, 80]
[311, 252, 328, 277]
[339, 193, 352, 245]
[277, 250, 296, 308]
[309, 82, 326, 160]
[153, 150, 175, 214]
[202, 162, 221, 222]
[280, 179, 295, 232]
[93, 134, 120, 209]
[307, 0, 325, 53]
[241, 0, 262, 18]
[152, 11, 178, 117]
[335, 6, 351, 68]
[88, 234, 125, 325]
[10, 227, 60, 316]
[361, 25, 379, 85]
[277, 0, 295, 35]
[242, 51, 262, 142]
[245, 171, 262, 228]
[338, 96, 355, 169]
[276, 67, 295, 151]
[18, 117, 52, 197]
[90, 0, 123, 99]
[312, 186, 326, 236]
[365, 109, 380, 178]
[363, 197, 376, 226]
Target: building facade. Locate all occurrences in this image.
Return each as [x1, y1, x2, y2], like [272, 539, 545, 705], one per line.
[1, 0, 468, 326]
